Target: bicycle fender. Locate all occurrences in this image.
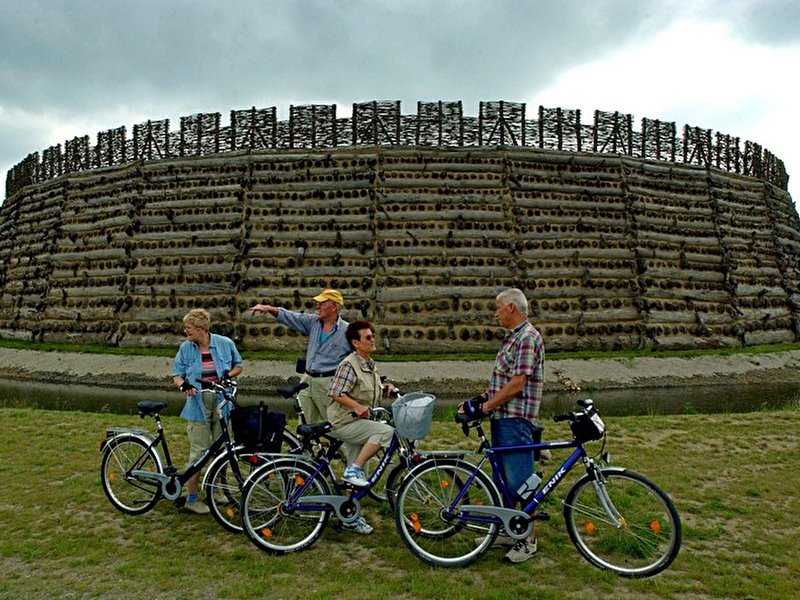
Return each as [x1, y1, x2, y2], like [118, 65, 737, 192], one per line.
[101, 431, 163, 468]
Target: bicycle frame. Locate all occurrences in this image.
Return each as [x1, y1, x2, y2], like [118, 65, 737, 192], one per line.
[280, 433, 402, 523]
[443, 427, 600, 540]
[111, 387, 244, 501]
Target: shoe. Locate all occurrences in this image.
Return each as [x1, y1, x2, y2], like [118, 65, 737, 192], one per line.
[184, 499, 210, 515]
[343, 465, 369, 487]
[210, 492, 230, 506]
[341, 517, 373, 535]
[504, 538, 538, 563]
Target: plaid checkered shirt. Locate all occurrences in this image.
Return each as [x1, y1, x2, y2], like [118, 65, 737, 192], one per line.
[487, 320, 545, 421]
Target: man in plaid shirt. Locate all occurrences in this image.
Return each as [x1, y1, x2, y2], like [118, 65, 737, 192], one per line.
[477, 288, 544, 563]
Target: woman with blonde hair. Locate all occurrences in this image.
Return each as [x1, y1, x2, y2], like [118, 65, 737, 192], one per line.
[172, 309, 243, 514]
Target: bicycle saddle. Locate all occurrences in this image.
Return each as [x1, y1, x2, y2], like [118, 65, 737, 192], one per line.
[137, 401, 167, 415]
[277, 382, 310, 398]
[297, 421, 332, 437]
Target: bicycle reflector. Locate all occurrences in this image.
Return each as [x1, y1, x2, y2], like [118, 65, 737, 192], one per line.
[294, 475, 305, 486]
[260, 528, 273, 538]
[584, 521, 596, 535]
[650, 519, 662, 534]
[409, 513, 421, 533]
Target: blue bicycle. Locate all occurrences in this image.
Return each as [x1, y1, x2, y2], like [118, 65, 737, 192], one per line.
[239, 392, 468, 554]
[393, 399, 681, 577]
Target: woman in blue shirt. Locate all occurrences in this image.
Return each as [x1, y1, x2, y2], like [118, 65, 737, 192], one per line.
[172, 309, 243, 514]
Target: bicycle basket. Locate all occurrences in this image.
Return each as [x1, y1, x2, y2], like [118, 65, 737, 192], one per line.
[230, 404, 286, 452]
[391, 392, 436, 440]
[570, 412, 605, 443]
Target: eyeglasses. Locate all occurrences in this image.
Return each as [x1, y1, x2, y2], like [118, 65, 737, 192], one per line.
[360, 334, 375, 341]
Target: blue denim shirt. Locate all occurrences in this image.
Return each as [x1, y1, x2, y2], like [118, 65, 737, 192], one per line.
[172, 333, 243, 422]
[276, 309, 350, 373]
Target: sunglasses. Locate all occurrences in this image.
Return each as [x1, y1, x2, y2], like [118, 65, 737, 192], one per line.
[360, 333, 375, 341]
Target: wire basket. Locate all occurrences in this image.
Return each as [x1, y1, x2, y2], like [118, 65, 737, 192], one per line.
[392, 392, 436, 440]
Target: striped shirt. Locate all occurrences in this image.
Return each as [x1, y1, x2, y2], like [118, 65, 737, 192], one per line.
[488, 321, 545, 421]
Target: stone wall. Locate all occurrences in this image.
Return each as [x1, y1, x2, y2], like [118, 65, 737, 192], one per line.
[1, 143, 798, 353]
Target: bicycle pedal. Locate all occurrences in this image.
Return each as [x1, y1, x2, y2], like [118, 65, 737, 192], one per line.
[533, 511, 550, 521]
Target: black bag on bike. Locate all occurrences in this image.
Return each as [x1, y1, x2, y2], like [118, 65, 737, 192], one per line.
[230, 403, 286, 452]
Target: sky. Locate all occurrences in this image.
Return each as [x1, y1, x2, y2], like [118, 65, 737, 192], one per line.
[1, 0, 799, 205]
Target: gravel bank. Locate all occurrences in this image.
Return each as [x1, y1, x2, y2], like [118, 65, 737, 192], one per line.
[3, 347, 800, 396]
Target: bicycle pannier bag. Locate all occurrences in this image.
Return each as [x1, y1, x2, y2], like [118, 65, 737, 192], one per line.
[231, 404, 286, 452]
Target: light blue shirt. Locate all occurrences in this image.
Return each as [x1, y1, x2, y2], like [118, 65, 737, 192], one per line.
[172, 333, 243, 422]
[275, 309, 350, 373]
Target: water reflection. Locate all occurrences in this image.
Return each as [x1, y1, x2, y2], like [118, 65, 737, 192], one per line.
[1, 378, 798, 417]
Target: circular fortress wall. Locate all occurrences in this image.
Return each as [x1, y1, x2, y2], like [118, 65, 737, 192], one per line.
[1, 101, 798, 353]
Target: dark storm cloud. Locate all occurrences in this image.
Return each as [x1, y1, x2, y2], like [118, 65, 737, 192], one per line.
[1, 0, 797, 201]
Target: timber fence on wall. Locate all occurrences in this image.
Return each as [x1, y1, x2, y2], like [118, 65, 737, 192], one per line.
[4, 100, 790, 199]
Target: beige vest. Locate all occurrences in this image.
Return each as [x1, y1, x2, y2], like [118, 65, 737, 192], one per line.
[327, 352, 382, 428]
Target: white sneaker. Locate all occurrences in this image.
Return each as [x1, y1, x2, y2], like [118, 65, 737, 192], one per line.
[504, 538, 538, 563]
[184, 499, 210, 514]
[343, 465, 370, 487]
[341, 517, 373, 535]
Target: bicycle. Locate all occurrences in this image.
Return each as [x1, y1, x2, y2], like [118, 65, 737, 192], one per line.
[393, 398, 682, 578]
[99, 379, 295, 533]
[201, 382, 306, 532]
[239, 391, 467, 554]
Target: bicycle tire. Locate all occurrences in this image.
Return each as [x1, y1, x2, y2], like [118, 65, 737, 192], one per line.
[281, 429, 304, 455]
[241, 457, 331, 555]
[100, 435, 162, 515]
[394, 458, 502, 568]
[384, 461, 409, 513]
[563, 467, 682, 578]
[204, 430, 308, 533]
[364, 445, 400, 503]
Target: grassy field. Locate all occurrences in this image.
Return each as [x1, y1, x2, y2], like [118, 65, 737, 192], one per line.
[1, 406, 798, 599]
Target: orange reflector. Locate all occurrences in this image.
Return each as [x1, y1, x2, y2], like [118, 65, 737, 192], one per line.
[440, 480, 450, 489]
[474, 499, 485, 506]
[108, 473, 116, 482]
[650, 520, 661, 534]
[294, 475, 305, 485]
[585, 521, 596, 535]
[260, 528, 273, 538]
[226, 507, 235, 518]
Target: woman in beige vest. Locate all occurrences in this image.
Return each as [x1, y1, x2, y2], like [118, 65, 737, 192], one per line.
[328, 320, 394, 494]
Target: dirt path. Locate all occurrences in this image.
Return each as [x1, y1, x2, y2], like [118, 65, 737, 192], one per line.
[3, 347, 800, 396]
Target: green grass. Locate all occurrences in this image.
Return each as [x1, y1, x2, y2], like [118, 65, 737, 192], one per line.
[4, 335, 800, 363]
[1, 406, 799, 599]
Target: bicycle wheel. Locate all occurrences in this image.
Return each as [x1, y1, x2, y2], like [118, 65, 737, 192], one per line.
[384, 461, 409, 513]
[281, 430, 304, 455]
[241, 458, 331, 555]
[394, 458, 502, 568]
[100, 435, 162, 515]
[563, 467, 682, 578]
[205, 430, 311, 534]
[204, 450, 269, 533]
[365, 445, 400, 503]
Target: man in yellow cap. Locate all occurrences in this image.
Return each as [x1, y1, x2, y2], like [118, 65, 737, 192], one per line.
[250, 290, 350, 424]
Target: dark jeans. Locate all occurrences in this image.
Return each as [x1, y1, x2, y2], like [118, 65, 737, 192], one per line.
[490, 417, 537, 505]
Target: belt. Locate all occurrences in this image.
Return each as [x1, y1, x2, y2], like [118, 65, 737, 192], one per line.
[306, 369, 336, 378]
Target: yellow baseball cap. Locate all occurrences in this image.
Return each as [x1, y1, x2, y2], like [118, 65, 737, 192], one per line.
[313, 289, 344, 306]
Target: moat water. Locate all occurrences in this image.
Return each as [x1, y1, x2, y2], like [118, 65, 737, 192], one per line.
[1, 378, 798, 417]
